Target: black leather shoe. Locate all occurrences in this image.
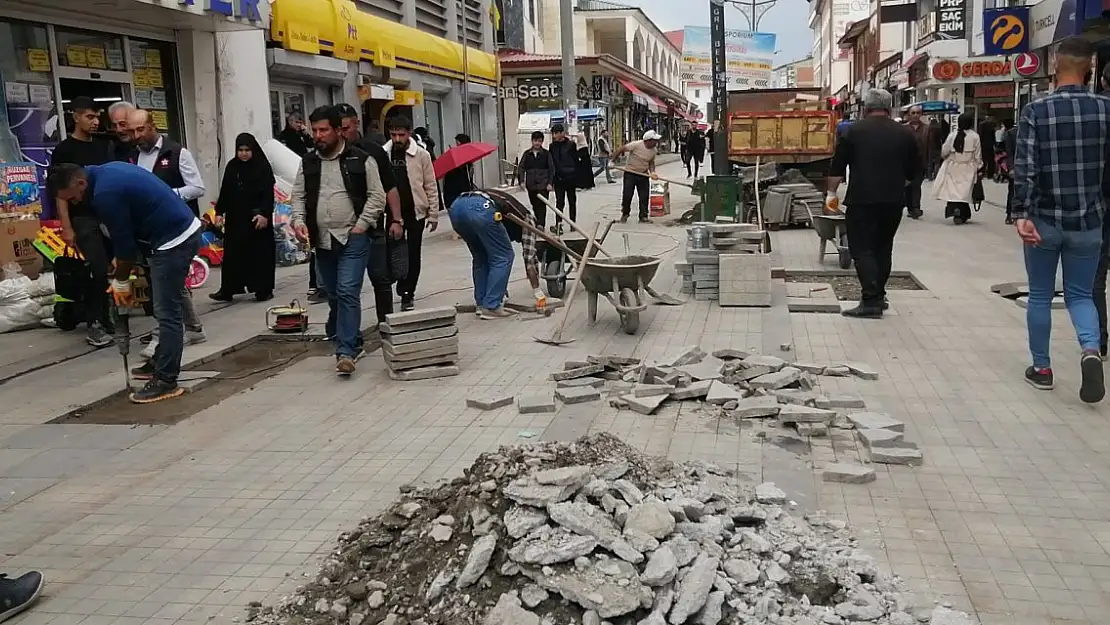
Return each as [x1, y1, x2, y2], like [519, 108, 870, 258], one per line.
[0, 570, 44, 623]
[842, 305, 883, 319]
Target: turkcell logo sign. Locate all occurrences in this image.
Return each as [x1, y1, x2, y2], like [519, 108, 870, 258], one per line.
[983, 7, 1029, 55]
[179, 0, 263, 22]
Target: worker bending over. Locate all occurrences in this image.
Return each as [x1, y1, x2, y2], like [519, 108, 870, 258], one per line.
[48, 162, 202, 404]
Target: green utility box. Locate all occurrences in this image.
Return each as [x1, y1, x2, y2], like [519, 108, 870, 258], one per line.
[701, 175, 741, 222]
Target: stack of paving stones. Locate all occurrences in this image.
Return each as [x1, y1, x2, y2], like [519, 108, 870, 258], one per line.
[676, 223, 767, 302]
[250, 432, 973, 625]
[381, 306, 459, 381]
[763, 183, 824, 226]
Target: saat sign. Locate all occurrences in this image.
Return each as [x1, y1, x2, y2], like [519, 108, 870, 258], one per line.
[932, 58, 1012, 81]
[499, 81, 560, 100]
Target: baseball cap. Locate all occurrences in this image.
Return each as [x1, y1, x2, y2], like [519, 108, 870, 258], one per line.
[643, 130, 662, 141]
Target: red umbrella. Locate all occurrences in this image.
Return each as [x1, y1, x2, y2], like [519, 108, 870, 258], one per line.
[433, 142, 497, 180]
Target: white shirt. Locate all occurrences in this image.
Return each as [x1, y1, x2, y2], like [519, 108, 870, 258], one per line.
[135, 135, 204, 250]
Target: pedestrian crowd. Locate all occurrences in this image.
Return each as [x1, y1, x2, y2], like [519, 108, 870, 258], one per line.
[829, 36, 1110, 405]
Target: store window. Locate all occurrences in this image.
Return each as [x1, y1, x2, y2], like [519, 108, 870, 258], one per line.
[0, 19, 57, 217]
[424, 99, 444, 154]
[270, 86, 307, 138]
[54, 28, 126, 71]
[127, 38, 183, 143]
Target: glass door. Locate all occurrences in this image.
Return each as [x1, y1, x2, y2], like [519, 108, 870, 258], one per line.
[58, 78, 131, 136]
[269, 85, 307, 139]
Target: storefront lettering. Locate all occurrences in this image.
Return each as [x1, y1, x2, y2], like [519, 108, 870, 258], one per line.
[973, 83, 1014, 98]
[178, 0, 263, 22]
[499, 80, 560, 100]
[932, 58, 1012, 81]
[937, 0, 966, 40]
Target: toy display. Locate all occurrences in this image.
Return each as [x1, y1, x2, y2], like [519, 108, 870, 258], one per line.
[0, 163, 42, 217]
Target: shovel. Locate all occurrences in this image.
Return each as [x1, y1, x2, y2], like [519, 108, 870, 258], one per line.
[534, 222, 601, 346]
[610, 165, 695, 189]
[534, 194, 618, 258]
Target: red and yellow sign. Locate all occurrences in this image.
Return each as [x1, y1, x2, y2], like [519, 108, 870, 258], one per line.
[932, 58, 1013, 82]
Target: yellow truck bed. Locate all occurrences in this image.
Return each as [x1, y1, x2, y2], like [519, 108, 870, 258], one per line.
[727, 110, 836, 164]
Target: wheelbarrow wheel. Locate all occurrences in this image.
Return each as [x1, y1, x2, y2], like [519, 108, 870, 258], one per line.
[545, 260, 566, 299]
[619, 288, 640, 335]
[838, 233, 852, 269]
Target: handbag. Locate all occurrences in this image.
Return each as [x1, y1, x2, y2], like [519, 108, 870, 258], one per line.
[971, 176, 985, 210]
[368, 231, 409, 285]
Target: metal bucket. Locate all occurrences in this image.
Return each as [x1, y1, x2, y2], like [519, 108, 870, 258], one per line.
[687, 223, 710, 250]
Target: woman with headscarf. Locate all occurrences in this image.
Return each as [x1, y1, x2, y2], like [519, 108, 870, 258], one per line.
[933, 113, 982, 225]
[210, 133, 277, 301]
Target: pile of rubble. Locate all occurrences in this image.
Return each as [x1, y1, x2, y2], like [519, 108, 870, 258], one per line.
[247, 434, 969, 625]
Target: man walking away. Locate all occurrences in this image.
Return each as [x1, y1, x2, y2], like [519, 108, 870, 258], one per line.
[128, 109, 206, 359]
[596, 129, 615, 183]
[1003, 118, 1017, 225]
[290, 106, 392, 376]
[1012, 37, 1110, 402]
[50, 96, 115, 347]
[335, 103, 405, 323]
[548, 123, 579, 230]
[836, 111, 852, 139]
[903, 105, 928, 219]
[687, 129, 707, 179]
[517, 131, 555, 229]
[278, 113, 312, 156]
[612, 130, 661, 224]
[826, 89, 919, 319]
[978, 115, 997, 180]
[383, 116, 439, 312]
[49, 162, 204, 403]
[1094, 66, 1110, 359]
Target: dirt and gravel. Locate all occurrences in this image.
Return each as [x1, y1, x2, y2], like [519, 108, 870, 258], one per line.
[246, 433, 967, 625]
[784, 274, 922, 302]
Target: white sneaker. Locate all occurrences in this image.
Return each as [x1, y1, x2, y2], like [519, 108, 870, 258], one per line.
[186, 329, 207, 345]
[140, 338, 158, 359]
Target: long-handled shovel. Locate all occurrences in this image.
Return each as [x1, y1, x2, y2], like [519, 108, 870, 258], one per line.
[534, 194, 618, 258]
[610, 165, 696, 189]
[534, 223, 601, 346]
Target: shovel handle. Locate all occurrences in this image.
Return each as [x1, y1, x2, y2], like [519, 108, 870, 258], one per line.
[611, 165, 694, 189]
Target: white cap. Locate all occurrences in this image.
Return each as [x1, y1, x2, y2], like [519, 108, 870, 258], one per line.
[642, 130, 662, 141]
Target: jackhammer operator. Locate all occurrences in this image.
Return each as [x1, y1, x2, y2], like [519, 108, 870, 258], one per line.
[48, 162, 202, 404]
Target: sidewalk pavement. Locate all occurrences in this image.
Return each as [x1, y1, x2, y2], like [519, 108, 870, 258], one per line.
[0, 167, 1103, 625]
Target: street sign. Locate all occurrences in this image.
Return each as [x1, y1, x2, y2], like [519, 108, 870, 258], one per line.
[1012, 52, 1041, 77]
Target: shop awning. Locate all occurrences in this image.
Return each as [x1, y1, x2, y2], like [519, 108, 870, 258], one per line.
[838, 20, 868, 48]
[902, 52, 928, 69]
[617, 78, 662, 113]
[531, 108, 606, 123]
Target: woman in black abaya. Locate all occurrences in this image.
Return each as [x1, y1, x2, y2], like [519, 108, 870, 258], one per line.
[210, 133, 277, 302]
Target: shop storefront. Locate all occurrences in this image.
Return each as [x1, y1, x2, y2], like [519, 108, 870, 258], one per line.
[918, 56, 1020, 122]
[268, 0, 499, 185]
[0, 0, 268, 218]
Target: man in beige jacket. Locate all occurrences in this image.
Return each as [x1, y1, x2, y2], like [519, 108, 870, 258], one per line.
[384, 116, 440, 311]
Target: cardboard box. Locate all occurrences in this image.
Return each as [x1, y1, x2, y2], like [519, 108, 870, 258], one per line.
[0, 218, 43, 278]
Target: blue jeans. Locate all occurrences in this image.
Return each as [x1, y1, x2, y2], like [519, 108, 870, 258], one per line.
[1024, 218, 1103, 368]
[449, 195, 514, 310]
[148, 231, 202, 383]
[596, 156, 613, 182]
[316, 232, 369, 358]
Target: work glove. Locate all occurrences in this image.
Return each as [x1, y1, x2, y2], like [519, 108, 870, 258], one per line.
[108, 279, 135, 307]
[534, 288, 548, 312]
[824, 193, 842, 215]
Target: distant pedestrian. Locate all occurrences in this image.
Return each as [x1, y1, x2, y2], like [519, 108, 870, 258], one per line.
[383, 116, 440, 312]
[612, 130, 661, 224]
[548, 123, 580, 228]
[903, 105, 928, 219]
[687, 129, 706, 179]
[277, 113, 313, 156]
[596, 129, 615, 183]
[934, 113, 982, 225]
[442, 133, 476, 209]
[926, 117, 943, 179]
[1012, 37, 1110, 402]
[826, 88, 919, 319]
[836, 111, 852, 139]
[517, 131, 555, 228]
[1095, 65, 1110, 359]
[979, 115, 997, 180]
[210, 133, 277, 303]
[1002, 119, 1017, 224]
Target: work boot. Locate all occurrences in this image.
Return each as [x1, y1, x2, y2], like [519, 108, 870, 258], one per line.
[0, 570, 44, 623]
[307, 288, 327, 304]
[619, 215, 629, 224]
[336, 356, 356, 377]
[186, 327, 207, 345]
[400, 295, 415, 312]
[208, 290, 235, 302]
[130, 378, 184, 404]
[639, 217, 652, 224]
[1080, 350, 1105, 404]
[131, 361, 155, 380]
[841, 304, 883, 319]
[86, 322, 113, 348]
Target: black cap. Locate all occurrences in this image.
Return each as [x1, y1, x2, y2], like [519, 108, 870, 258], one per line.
[334, 103, 359, 119]
[71, 96, 97, 113]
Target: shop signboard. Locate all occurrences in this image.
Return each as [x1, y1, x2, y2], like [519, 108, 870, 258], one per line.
[1011, 51, 1044, 78]
[983, 7, 1029, 55]
[680, 23, 776, 89]
[499, 76, 560, 101]
[917, 12, 937, 46]
[1030, 0, 1078, 50]
[177, 0, 265, 23]
[931, 56, 1016, 84]
[937, 0, 967, 40]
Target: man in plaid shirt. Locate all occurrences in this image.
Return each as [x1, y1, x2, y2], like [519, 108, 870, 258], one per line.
[1012, 37, 1110, 403]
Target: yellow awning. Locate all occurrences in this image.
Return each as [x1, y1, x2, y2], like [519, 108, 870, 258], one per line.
[271, 0, 496, 85]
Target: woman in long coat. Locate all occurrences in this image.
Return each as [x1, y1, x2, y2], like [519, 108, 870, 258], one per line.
[210, 133, 276, 301]
[933, 113, 982, 225]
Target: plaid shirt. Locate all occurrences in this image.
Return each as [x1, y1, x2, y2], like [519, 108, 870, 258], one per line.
[1012, 85, 1110, 231]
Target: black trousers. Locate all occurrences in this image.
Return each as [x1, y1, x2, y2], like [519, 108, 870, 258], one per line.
[396, 218, 425, 298]
[527, 189, 550, 229]
[1005, 179, 1015, 219]
[622, 174, 650, 219]
[309, 252, 319, 290]
[553, 180, 577, 223]
[72, 214, 111, 329]
[1096, 228, 1110, 351]
[845, 204, 902, 307]
[904, 175, 923, 213]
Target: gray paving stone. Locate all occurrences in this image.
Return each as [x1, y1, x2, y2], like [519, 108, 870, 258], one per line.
[381, 325, 458, 345]
[705, 380, 744, 405]
[741, 354, 786, 371]
[563, 360, 591, 369]
[382, 335, 459, 356]
[869, 446, 923, 466]
[466, 394, 515, 410]
[776, 403, 836, 424]
[771, 389, 820, 405]
[388, 365, 460, 381]
[670, 379, 713, 400]
[676, 360, 725, 381]
[0, 424, 165, 450]
[748, 367, 802, 389]
[519, 394, 557, 414]
[555, 386, 602, 404]
[790, 362, 827, 374]
[386, 352, 459, 371]
[786, 298, 843, 313]
[587, 355, 641, 368]
[383, 344, 459, 363]
[729, 396, 781, 419]
[711, 348, 749, 360]
[658, 345, 706, 367]
[384, 306, 457, 327]
[556, 377, 606, 389]
[633, 384, 675, 398]
[846, 412, 905, 432]
[815, 394, 866, 409]
[844, 362, 879, 380]
[856, 428, 906, 449]
[380, 316, 456, 334]
[551, 364, 606, 381]
[821, 365, 851, 376]
[623, 393, 667, 415]
[822, 463, 877, 484]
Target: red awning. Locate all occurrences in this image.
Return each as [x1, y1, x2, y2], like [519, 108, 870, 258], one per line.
[902, 52, 928, 69]
[617, 78, 662, 113]
[649, 95, 670, 114]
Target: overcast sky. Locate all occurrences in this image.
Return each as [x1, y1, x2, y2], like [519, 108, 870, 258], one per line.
[621, 0, 815, 65]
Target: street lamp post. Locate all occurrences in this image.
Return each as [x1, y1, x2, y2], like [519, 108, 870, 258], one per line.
[560, 0, 577, 130]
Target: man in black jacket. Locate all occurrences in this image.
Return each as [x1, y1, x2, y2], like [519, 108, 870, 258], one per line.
[517, 131, 555, 229]
[278, 113, 313, 156]
[548, 123, 579, 229]
[826, 89, 920, 319]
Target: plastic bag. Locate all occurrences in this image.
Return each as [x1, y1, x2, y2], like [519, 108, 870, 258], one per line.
[0, 275, 32, 307]
[26, 273, 55, 298]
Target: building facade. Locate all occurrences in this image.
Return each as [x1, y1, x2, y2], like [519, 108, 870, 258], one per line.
[773, 57, 817, 88]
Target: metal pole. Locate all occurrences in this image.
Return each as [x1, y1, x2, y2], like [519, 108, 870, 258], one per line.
[560, 0, 577, 128]
[710, 0, 729, 175]
[462, 27, 471, 135]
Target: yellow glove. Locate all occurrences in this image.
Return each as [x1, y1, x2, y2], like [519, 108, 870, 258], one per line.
[824, 193, 842, 215]
[534, 288, 547, 312]
[108, 279, 136, 307]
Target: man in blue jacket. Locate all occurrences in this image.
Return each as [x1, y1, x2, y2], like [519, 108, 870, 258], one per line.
[48, 162, 202, 404]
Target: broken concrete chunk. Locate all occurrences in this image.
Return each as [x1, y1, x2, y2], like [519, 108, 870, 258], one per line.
[676, 360, 725, 381]
[846, 412, 905, 432]
[484, 592, 540, 625]
[520, 584, 549, 609]
[505, 506, 549, 539]
[624, 393, 668, 415]
[856, 428, 906, 449]
[466, 394, 515, 410]
[534, 465, 593, 487]
[669, 552, 720, 624]
[755, 482, 787, 505]
[749, 367, 802, 390]
[712, 348, 749, 360]
[771, 389, 820, 406]
[929, 606, 978, 625]
[557, 377, 606, 389]
[518, 394, 557, 414]
[795, 422, 828, 437]
[705, 380, 744, 405]
[588, 355, 642, 368]
[776, 403, 836, 424]
[455, 533, 497, 588]
[816, 394, 867, 409]
[564, 360, 591, 369]
[844, 362, 879, 380]
[821, 365, 851, 376]
[723, 559, 761, 584]
[552, 364, 606, 381]
[508, 526, 599, 564]
[548, 501, 643, 563]
[640, 545, 678, 586]
[671, 380, 713, 400]
[870, 446, 923, 466]
[503, 478, 580, 507]
[556, 386, 603, 404]
[729, 396, 781, 419]
[790, 362, 826, 375]
[740, 354, 786, 371]
[822, 463, 877, 484]
[658, 345, 706, 367]
[634, 383, 676, 398]
[624, 501, 676, 540]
